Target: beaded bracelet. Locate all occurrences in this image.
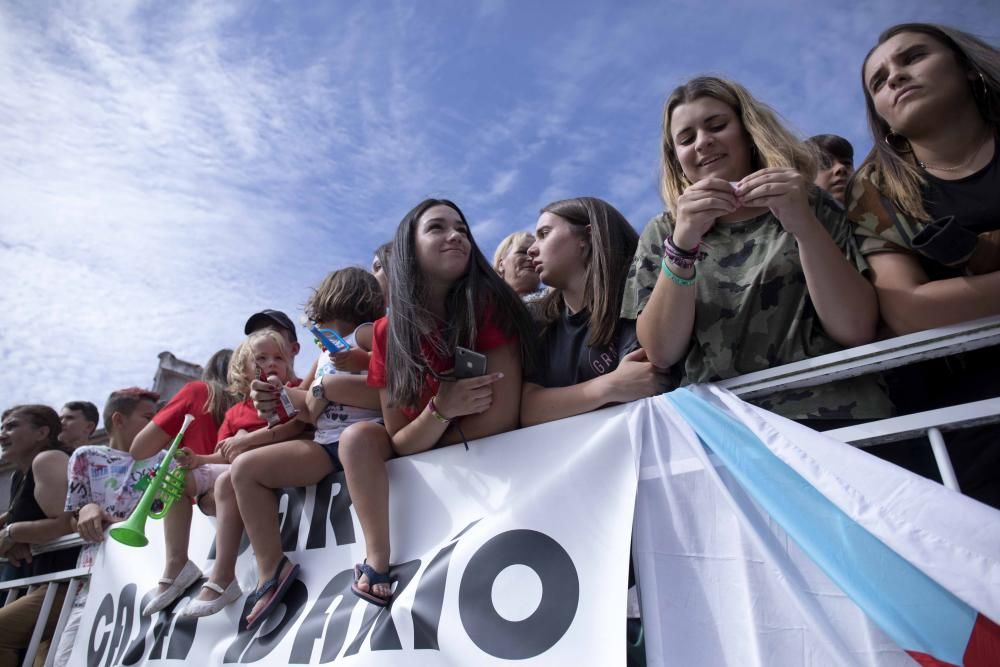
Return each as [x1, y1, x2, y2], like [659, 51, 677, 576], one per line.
[664, 234, 699, 257]
[661, 258, 696, 286]
[427, 396, 451, 423]
[662, 235, 700, 269]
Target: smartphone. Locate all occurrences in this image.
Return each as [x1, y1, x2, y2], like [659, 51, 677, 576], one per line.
[454, 346, 488, 378]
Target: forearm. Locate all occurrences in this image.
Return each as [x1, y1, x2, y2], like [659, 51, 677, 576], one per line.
[879, 270, 1000, 335]
[636, 268, 696, 368]
[322, 375, 381, 410]
[520, 379, 611, 427]
[390, 407, 451, 456]
[796, 221, 878, 347]
[198, 452, 229, 465]
[9, 515, 73, 544]
[130, 422, 171, 460]
[242, 420, 306, 448]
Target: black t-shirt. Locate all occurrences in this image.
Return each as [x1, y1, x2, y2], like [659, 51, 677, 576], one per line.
[923, 141, 1000, 235]
[528, 307, 639, 388]
[918, 140, 1000, 280]
[7, 460, 80, 577]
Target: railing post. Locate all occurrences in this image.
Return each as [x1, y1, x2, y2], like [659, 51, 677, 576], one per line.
[44, 577, 81, 667]
[23, 581, 59, 667]
[927, 428, 961, 492]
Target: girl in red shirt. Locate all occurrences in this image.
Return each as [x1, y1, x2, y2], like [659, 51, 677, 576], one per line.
[342, 198, 535, 606]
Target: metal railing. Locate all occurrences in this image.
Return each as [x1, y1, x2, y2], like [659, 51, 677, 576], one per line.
[2, 316, 997, 666]
[721, 314, 1000, 493]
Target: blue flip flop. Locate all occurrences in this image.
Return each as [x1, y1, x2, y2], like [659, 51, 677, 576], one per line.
[245, 555, 300, 631]
[351, 561, 393, 607]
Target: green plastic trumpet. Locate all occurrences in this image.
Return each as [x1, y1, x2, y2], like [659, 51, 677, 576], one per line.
[110, 413, 194, 547]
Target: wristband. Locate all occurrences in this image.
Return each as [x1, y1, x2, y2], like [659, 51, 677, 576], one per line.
[662, 235, 700, 269]
[427, 396, 452, 423]
[661, 258, 696, 286]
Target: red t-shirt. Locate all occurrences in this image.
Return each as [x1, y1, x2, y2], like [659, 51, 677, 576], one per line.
[152, 381, 221, 456]
[367, 309, 514, 421]
[216, 379, 302, 443]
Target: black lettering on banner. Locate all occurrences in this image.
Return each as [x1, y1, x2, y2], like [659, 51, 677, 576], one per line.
[121, 579, 201, 665]
[343, 559, 421, 657]
[239, 579, 309, 663]
[224, 579, 309, 663]
[305, 474, 355, 550]
[459, 529, 580, 660]
[279, 486, 307, 553]
[119, 590, 154, 665]
[411, 519, 481, 650]
[87, 594, 115, 667]
[105, 584, 136, 667]
[288, 568, 354, 664]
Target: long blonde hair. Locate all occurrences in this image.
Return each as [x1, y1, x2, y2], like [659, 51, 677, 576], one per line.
[227, 330, 293, 399]
[857, 23, 1000, 223]
[659, 76, 817, 213]
[201, 348, 237, 425]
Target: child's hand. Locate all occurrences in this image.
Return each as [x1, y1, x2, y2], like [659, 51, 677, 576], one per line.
[175, 447, 202, 470]
[218, 434, 252, 462]
[435, 372, 504, 419]
[331, 348, 371, 373]
[76, 503, 107, 543]
[250, 378, 280, 421]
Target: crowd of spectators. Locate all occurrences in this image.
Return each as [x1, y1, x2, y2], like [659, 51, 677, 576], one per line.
[0, 20, 998, 665]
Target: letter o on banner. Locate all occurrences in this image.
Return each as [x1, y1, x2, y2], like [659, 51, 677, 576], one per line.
[459, 529, 579, 659]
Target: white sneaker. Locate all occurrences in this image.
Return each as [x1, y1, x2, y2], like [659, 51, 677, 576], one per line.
[179, 579, 243, 618]
[141, 560, 203, 616]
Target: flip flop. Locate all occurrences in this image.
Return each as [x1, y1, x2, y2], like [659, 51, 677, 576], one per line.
[351, 561, 393, 607]
[244, 556, 300, 631]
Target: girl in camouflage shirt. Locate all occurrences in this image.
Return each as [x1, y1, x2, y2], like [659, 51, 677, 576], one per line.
[622, 76, 892, 423]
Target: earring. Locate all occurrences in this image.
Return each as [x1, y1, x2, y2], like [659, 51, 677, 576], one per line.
[884, 130, 912, 154]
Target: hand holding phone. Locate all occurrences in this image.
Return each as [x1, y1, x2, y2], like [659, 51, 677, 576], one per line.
[454, 346, 487, 378]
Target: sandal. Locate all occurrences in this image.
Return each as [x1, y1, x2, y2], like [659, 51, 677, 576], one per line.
[351, 561, 393, 607]
[244, 556, 300, 631]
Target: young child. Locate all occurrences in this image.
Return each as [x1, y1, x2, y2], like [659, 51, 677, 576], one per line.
[169, 330, 306, 618]
[131, 349, 238, 616]
[50, 389, 161, 666]
[333, 199, 535, 607]
[228, 267, 386, 630]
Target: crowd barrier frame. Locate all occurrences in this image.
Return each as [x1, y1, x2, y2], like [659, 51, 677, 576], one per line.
[2, 315, 998, 666]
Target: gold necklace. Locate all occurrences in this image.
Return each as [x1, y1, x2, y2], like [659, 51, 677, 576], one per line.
[917, 132, 992, 172]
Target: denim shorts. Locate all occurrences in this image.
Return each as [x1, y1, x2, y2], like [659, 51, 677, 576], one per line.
[317, 440, 342, 471]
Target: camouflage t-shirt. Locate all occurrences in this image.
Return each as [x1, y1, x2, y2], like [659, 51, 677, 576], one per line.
[621, 193, 893, 421]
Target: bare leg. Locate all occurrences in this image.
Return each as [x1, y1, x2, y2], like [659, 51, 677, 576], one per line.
[231, 439, 334, 619]
[155, 477, 196, 595]
[338, 422, 395, 599]
[192, 470, 244, 602]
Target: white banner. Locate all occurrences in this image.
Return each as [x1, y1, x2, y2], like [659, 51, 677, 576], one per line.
[71, 404, 639, 666]
[631, 388, 1000, 667]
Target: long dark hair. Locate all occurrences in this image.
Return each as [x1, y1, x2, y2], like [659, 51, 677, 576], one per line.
[385, 198, 535, 408]
[857, 23, 1000, 222]
[536, 197, 639, 347]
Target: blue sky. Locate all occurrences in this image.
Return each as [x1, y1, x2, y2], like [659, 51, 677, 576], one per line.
[1, 0, 997, 424]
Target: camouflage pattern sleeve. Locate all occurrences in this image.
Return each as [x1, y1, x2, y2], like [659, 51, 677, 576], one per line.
[621, 212, 672, 320]
[814, 191, 871, 275]
[846, 173, 911, 257]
